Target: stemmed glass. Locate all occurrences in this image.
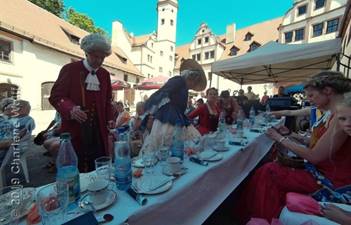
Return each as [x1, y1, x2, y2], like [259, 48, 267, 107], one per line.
[37, 182, 69, 225]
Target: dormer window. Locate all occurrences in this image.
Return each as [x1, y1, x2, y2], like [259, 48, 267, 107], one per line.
[248, 42, 261, 52]
[244, 32, 254, 41]
[315, 0, 325, 10]
[116, 53, 127, 64]
[61, 27, 80, 45]
[229, 46, 240, 56]
[297, 5, 307, 16]
[205, 36, 209, 43]
[197, 39, 202, 45]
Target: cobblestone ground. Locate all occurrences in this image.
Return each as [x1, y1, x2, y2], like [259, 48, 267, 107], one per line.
[24, 138, 55, 187]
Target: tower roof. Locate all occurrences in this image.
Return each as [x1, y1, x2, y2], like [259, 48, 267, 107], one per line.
[157, 0, 178, 8]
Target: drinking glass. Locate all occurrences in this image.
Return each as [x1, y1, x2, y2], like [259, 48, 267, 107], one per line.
[141, 150, 156, 175]
[37, 183, 69, 225]
[157, 146, 169, 164]
[95, 156, 112, 183]
[0, 185, 23, 225]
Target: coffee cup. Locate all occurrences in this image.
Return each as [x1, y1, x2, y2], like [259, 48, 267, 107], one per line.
[87, 178, 109, 205]
[166, 157, 182, 174]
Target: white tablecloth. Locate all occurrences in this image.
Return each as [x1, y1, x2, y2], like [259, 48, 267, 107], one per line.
[23, 119, 284, 225]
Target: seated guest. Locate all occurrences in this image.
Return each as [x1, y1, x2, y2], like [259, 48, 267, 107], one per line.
[9, 100, 35, 140]
[235, 89, 249, 107]
[233, 71, 351, 223]
[0, 98, 14, 164]
[195, 98, 204, 108]
[218, 90, 239, 125]
[273, 86, 288, 97]
[185, 96, 195, 115]
[280, 92, 351, 225]
[188, 88, 219, 135]
[130, 101, 145, 132]
[115, 101, 130, 128]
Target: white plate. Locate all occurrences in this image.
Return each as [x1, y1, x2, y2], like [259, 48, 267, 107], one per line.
[213, 145, 229, 152]
[134, 176, 173, 195]
[132, 158, 144, 168]
[79, 189, 117, 211]
[203, 153, 223, 162]
[162, 166, 187, 176]
[0, 187, 35, 225]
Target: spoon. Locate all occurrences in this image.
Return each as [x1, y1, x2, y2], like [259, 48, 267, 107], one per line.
[97, 214, 114, 224]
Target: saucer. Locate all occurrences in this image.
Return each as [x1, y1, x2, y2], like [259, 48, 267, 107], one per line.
[79, 189, 117, 211]
[162, 166, 187, 176]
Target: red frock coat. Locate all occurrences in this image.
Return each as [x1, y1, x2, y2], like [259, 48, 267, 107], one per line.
[49, 61, 113, 160]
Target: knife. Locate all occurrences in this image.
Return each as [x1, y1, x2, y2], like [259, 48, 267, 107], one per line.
[189, 156, 209, 166]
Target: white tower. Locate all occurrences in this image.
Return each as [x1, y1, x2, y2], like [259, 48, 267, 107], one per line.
[157, 0, 178, 42]
[155, 0, 178, 77]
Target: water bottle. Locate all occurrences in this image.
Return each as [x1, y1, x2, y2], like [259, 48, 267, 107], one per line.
[249, 106, 256, 127]
[170, 122, 184, 161]
[114, 133, 132, 191]
[56, 133, 80, 205]
[265, 103, 271, 113]
[265, 103, 272, 122]
[236, 109, 245, 138]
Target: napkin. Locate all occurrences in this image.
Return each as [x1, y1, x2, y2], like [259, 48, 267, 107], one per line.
[198, 150, 217, 160]
[136, 175, 172, 193]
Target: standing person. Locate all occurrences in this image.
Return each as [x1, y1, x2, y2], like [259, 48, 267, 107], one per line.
[261, 91, 269, 105]
[188, 88, 219, 135]
[141, 59, 206, 151]
[49, 33, 115, 172]
[245, 86, 258, 100]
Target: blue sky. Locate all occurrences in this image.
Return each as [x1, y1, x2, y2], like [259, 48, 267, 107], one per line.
[63, 0, 292, 46]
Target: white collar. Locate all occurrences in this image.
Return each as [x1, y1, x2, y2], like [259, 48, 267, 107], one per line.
[83, 59, 100, 91]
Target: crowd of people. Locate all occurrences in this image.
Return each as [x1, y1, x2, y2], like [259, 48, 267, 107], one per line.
[1, 33, 351, 224]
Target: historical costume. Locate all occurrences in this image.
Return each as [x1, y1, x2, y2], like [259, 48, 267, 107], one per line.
[141, 59, 207, 151]
[49, 34, 114, 172]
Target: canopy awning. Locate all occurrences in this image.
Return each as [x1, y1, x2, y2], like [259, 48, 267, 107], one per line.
[135, 75, 169, 90]
[111, 80, 130, 90]
[211, 38, 341, 85]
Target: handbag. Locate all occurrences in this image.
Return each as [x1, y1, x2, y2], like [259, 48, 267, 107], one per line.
[286, 192, 322, 216]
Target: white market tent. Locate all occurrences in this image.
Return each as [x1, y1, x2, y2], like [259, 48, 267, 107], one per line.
[211, 38, 341, 85]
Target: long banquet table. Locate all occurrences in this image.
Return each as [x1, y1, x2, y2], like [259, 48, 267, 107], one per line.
[22, 118, 284, 225]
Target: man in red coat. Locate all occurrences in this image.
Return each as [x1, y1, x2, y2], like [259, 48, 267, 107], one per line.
[49, 33, 115, 172]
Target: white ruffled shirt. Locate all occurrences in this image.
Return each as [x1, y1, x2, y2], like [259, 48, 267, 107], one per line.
[83, 59, 100, 91]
